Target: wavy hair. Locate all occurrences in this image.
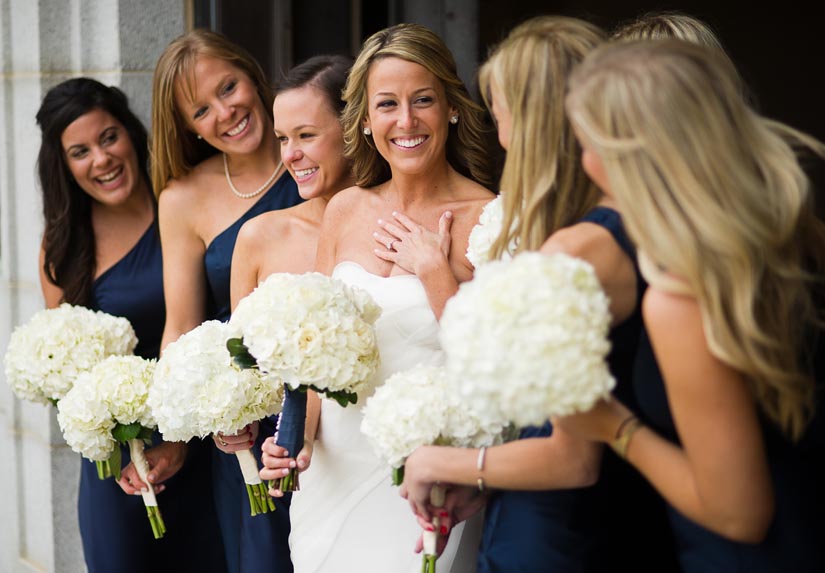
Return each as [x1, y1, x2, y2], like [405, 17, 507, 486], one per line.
[151, 29, 273, 196]
[478, 16, 606, 257]
[36, 78, 152, 306]
[566, 40, 825, 440]
[341, 23, 491, 188]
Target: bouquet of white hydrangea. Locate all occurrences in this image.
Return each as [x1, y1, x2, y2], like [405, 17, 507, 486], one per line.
[149, 320, 283, 516]
[465, 194, 516, 268]
[361, 365, 506, 572]
[440, 252, 615, 428]
[228, 272, 381, 492]
[4, 303, 137, 405]
[57, 355, 165, 538]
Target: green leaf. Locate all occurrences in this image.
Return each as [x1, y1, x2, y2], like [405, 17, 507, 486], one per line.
[137, 426, 155, 442]
[112, 422, 142, 443]
[109, 446, 122, 481]
[320, 389, 358, 408]
[227, 338, 259, 370]
[48, 398, 59, 408]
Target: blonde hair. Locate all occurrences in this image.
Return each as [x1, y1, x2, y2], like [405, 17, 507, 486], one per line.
[478, 16, 606, 257]
[341, 23, 491, 188]
[567, 40, 825, 440]
[150, 29, 273, 196]
[613, 11, 726, 48]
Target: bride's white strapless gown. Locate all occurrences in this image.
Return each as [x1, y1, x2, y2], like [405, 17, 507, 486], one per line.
[289, 262, 482, 572]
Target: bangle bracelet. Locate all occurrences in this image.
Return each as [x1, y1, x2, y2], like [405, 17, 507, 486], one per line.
[476, 446, 487, 492]
[610, 416, 643, 460]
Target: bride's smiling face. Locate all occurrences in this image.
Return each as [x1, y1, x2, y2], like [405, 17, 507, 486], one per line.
[363, 57, 456, 176]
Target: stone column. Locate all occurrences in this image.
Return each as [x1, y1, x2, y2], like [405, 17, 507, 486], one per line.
[0, 1, 183, 571]
[400, 0, 480, 92]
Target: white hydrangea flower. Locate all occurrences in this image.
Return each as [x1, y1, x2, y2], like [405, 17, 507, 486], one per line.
[229, 272, 381, 397]
[149, 321, 284, 442]
[361, 365, 506, 469]
[466, 194, 516, 268]
[3, 303, 137, 404]
[56, 355, 156, 461]
[57, 372, 117, 461]
[440, 252, 615, 428]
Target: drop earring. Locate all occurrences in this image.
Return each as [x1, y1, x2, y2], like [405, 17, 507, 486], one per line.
[363, 127, 372, 136]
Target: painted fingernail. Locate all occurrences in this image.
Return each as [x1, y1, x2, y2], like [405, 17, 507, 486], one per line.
[392, 211, 398, 216]
[440, 525, 448, 535]
[148, 473, 156, 482]
[426, 524, 435, 532]
[142, 487, 149, 494]
[289, 460, 297, 468]
[445, 211, 452, 218]
[248, 440, 254, 446]
[377, 219, 384, 224]
[440, 510, 449, 518]
[373, 232, 379, 237]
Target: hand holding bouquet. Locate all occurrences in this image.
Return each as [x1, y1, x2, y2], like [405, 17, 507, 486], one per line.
[57, 355, 165, 538]
[228, 272, 381, 492]
[361, 365, 506, 572]
[149, 320, 284, 516]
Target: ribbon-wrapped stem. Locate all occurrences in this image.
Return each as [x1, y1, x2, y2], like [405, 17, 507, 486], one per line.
[275, 386, 306, 492]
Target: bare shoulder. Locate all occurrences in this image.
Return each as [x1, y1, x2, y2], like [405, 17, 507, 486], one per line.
[158, 155, 222, 210]
[543, 222, 618, 258]
[238, 209, 293, 244]
[643, 287, 702, 337]
[324, 185, 374, 222]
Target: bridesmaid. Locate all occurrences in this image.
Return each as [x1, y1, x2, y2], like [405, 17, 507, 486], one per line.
[117, 30, 301, 573]
[36, 78, 225, 572]
[400, 16, 675, 571]
[228, 54, 353, 484]
[559, 40, 825, 571]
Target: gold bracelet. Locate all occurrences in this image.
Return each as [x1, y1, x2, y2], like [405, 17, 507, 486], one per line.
[610, 416, 643, 460]
[476, 446, 487, 492]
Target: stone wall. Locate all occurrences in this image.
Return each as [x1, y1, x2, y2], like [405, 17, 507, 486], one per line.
[0, 2, 183, 571]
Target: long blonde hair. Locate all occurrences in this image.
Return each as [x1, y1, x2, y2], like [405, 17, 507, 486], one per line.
[341, 23, 491, 188]
[150, 29, 273, 196]
[567, 40, 825, 440]
[478, 16, 606, 257]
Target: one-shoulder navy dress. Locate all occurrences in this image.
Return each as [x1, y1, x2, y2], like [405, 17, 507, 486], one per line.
[203, 172, 302, 573]
[82, 221, 227, 573]
[477, 206, 678, 572]
[633, 318, 825, 571]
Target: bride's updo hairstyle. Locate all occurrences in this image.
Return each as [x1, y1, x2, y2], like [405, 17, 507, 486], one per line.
[566, 40, 825, 440]
[341, 23, 491, 188]
[477, 16, 606, 258]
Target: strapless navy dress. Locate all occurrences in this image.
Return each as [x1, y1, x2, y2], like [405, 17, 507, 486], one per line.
[477, 206, 678, 572]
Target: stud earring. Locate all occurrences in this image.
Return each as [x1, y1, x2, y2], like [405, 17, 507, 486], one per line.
[363, 127, 372, 136]
[197, 134, 203, 140]
[450, 115, 459, 125]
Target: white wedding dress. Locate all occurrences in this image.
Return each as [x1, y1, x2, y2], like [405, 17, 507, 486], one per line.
[289, 262, 481, 572]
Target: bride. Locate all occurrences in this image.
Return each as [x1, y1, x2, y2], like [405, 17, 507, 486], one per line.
[261, 23, 493, 572]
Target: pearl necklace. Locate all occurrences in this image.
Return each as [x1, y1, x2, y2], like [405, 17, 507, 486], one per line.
[223, 153, 282, 199]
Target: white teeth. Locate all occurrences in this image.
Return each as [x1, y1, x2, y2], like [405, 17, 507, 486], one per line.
[295, 167, 318, 178]
[393, 136, 426, 148]
[227, 116, 249, 136]
[97, 167, 122, 183]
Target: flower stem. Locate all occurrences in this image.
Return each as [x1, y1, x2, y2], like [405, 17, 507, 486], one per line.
[128, 439, 166, 539]
[236, 449, 276, 516]
[95, 460, 112, 480]
[278, 468, 300, 492]
[421, 483, 446, 572]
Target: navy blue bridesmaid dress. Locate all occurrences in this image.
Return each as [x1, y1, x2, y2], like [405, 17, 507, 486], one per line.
[477, 206, 678, 573]
[633, 322, 825, 572]
[81, 221, 227, 573]
[203, 172, 302, 573]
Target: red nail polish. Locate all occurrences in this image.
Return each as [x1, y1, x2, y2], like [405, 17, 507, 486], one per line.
[426, 524, 435, 532]
[440, 510, 449, 518]
[440, 525, 448, 535]
[249, 440, 254, 446]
